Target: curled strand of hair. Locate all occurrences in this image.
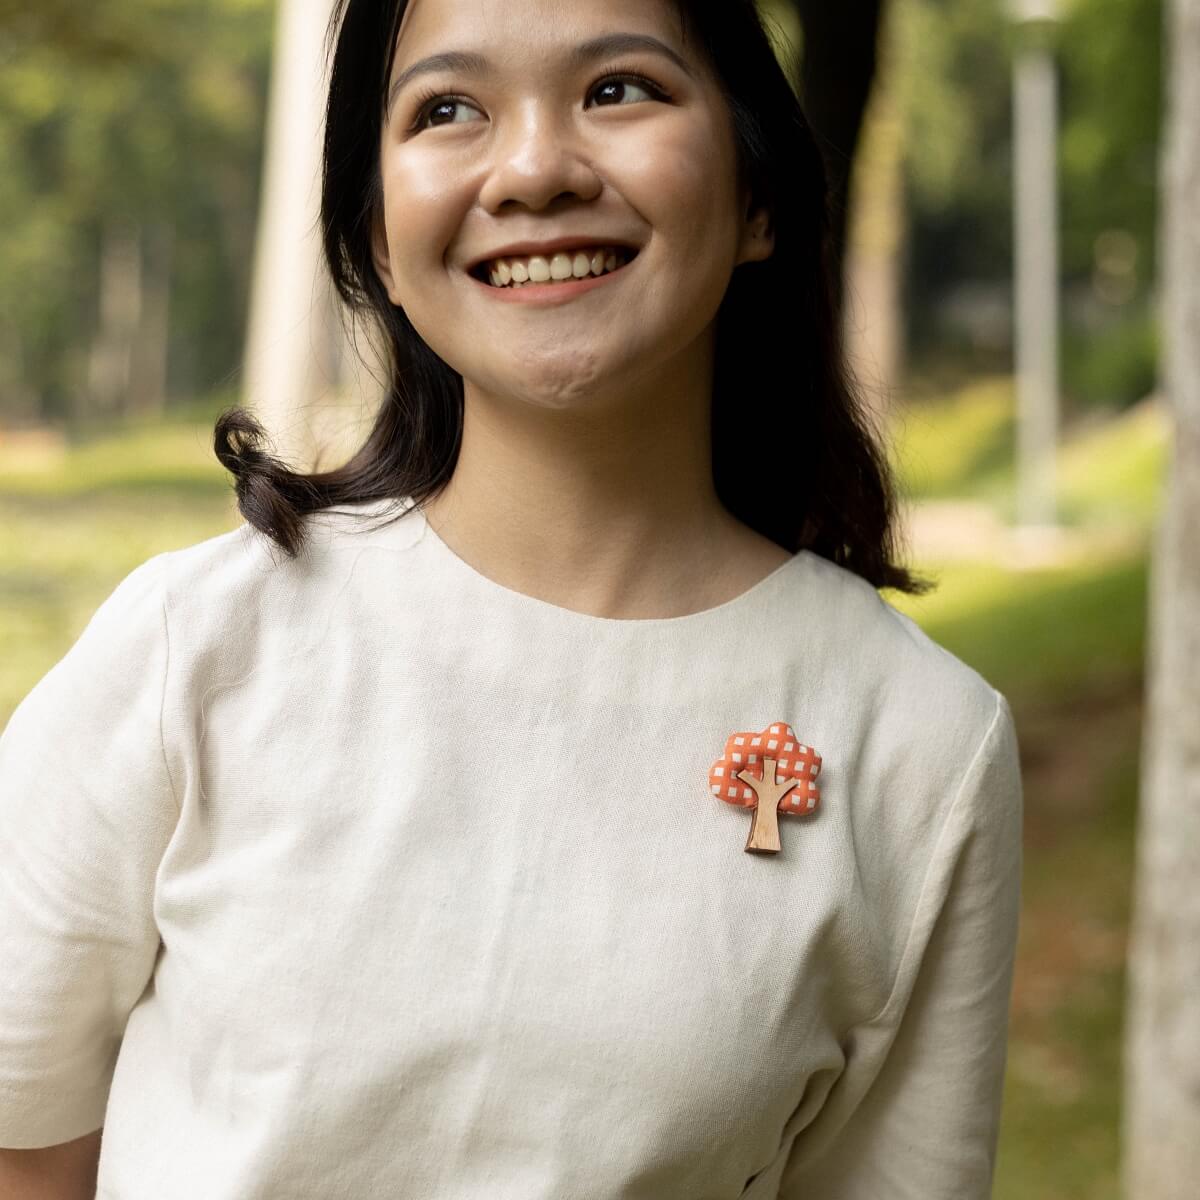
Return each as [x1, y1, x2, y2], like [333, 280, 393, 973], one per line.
[213, 407, 334, 560]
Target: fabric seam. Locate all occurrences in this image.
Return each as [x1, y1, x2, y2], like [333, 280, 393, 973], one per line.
[859, 686, 1005, 1029]
[156, 553, 181, 820]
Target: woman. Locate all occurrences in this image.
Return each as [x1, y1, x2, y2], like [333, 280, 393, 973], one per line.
[0, 1, 1023, 1197]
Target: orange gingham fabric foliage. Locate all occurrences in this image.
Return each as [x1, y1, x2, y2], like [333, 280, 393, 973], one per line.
[709, 722, 822, 814]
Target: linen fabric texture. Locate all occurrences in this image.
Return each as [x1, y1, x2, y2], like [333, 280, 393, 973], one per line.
[0, 498, 1023, 1199]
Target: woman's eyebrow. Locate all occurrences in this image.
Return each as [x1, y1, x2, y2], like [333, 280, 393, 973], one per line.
[386, 32, 696, 113]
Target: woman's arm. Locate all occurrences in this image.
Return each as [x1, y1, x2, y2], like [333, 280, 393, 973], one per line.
[1, 555, 176, 1150]
[777, 691, 1024, 1199]
[0, 1128, 102, 1200]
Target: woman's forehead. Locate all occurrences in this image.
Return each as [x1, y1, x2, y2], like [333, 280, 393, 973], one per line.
[391, 0, 688, 69]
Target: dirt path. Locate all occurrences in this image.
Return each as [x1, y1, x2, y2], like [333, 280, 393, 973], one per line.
[901, 498, 1147, 567]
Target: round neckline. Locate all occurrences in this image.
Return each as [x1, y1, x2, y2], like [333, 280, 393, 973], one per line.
[414, 503, 804, 630]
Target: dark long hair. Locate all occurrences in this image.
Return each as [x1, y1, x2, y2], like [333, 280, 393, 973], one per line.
[213, 0, 933, 595]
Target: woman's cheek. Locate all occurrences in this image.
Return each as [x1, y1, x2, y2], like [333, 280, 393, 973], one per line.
[633, 127, 738, 252]
[383, 151, 468, 262]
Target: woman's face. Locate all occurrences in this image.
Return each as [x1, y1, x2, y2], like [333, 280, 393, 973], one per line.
[373, 0, 773, 414]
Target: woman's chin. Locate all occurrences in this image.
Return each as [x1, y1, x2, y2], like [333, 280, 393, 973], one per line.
[464, 360, 655, 414]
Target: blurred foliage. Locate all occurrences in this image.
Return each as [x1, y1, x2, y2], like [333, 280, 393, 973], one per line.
[898, 0, 1161, 411]
[0, 0, 1164, 422]
[890, 377, 1168, 524]
[1062, 304, 1158, 410]
[0, 0, 273, 423]
[897, 0, 1014, 288]
[1057, 0, 1161, 279]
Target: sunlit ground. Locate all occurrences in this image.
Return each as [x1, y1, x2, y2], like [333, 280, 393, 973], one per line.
[0, 386, 1166, 1199]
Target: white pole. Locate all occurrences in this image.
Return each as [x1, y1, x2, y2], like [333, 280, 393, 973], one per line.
[1011, 1, 1060, 533]
[242, 0, 340, 472]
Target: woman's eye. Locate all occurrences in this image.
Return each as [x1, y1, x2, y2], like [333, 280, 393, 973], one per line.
[589, 75, 665, 107]
[416, 97, 483, 130]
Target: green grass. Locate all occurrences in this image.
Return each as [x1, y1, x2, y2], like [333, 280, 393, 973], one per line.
[1056, 399, 1169, 528]
[891, 375, 1017, 500]
[890, 379, 1169, 529]
[0, 488, 242, 716]
[996, 709, 1138, 1200]
[0, 423, 228, 498]
[889, 550, 1148, 711]
[0, 418, 241, 716]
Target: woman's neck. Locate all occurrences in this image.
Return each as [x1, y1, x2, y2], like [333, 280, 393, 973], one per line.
[420, 384, 791, 620]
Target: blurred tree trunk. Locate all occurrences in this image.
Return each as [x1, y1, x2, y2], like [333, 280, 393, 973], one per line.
[0, 325, 40, 426]
[792, 0, 885, 301]
[1123, 0, 1200, 1195]
[840, 6, 905, 422]
[784, 0, 899, 414]
[128, 221, 173, 418]
[242, 0, 342, 471]
[86, 218, 142, 418]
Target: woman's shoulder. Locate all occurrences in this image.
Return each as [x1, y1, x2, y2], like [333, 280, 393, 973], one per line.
[60, 499, 426, 677]
[791, 548, 1004, 752]
[156, 495, 420, 599]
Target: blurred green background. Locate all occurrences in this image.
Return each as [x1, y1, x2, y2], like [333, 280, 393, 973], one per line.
[0, 1, 1165, 1196]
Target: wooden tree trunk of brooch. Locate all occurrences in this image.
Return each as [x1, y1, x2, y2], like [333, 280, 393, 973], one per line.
[736, 757, 796, 854]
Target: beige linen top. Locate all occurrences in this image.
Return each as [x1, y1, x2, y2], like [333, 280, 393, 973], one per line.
[0, 498, 1022, 1199]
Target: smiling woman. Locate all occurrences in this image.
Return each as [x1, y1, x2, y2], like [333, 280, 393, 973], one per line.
[0, 2, 1023, 1199]
[212, 0, 927, 600]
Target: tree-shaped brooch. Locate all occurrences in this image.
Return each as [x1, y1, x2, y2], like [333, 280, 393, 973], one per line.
[708, 722, 822, 854]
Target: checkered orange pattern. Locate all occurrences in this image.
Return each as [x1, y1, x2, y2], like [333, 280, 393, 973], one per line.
[708, 722, 822, 814]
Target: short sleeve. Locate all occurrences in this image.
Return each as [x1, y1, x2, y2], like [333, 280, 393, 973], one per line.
[777, 690, 1024, 1200]
[0, 554, 179, 1149]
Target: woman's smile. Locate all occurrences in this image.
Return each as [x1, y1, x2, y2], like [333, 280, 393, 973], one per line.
[466, 245, 639, 305]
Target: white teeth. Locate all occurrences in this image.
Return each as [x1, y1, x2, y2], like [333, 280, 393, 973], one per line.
[480, 245, 632, 288]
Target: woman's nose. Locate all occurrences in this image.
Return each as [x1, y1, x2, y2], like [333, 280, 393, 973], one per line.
[477, 102, 602, 212]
